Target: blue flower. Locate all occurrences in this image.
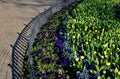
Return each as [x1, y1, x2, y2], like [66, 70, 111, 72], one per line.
[76, 52, 80, 58]
[35, 72, 42, 77]
[86, 64, 92, 70]
[94, 73, 101, 78]
[62, 41, 68, 51]
[57, 33, 65, 41]
[76, 70, 89, 79]
[66, 48, 73, 53]
[80, 40, 85, 44]
[97, 57, 101, 61]
[82, 59, 88, 64]
[62, 18, 68, 26]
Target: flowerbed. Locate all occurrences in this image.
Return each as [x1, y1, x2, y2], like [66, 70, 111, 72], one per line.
[31, 8, 69, 79]
[27, 0, 120, 79]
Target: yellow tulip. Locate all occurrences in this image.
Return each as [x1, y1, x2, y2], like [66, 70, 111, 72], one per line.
[103, 71, 106, 74]
[93, 51, 96, 55]
[105, 55, 108, 58]
[72, 36, 75, 39]
[80, 56, 84, 60]
[84, 26, 88, 31]
[75, 58, 79, 61]
[101, 56, 104, 59]
[117, 48, 119, 50]
[90, 70, 93, 73]
[104, 51, 107, 55]
[106, 62, 111, 66]
[113, 44, 115, 48]
[86, 42, 88, 45]
[118, 71, 120, 75]
[95, 30, 97, 32]
[97, 76, 101, 79]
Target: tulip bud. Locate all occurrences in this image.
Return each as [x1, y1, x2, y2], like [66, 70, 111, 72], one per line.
[106, 62, 111, 66]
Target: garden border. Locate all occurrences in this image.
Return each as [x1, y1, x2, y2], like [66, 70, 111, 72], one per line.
[12, 0, 78, 79]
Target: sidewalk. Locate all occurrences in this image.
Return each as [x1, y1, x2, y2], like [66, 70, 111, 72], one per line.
[0, 0, 57, 79]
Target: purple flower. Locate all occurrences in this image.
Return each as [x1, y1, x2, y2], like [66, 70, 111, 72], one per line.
[55, 38, 62, 44]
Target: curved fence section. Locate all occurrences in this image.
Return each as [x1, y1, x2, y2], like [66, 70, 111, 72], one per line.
[12, 0, 78, 79]
[12, 15, 40, 79]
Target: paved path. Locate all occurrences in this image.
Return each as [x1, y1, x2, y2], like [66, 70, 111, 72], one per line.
[0, 0, 57, 79]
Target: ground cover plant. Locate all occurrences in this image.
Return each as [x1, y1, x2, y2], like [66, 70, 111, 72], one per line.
[31, 8, 69, 79]
[25, 0, 120, 79]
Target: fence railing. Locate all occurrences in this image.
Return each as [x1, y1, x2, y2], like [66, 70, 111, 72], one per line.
[12, 0, 78, 79]
[11, 14, 39, 79]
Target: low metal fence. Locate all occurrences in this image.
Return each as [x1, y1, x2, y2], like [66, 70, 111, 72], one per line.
[12, 0, 78, 79]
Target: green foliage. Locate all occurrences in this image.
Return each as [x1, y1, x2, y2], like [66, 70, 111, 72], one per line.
[65, 0, 120, 78]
